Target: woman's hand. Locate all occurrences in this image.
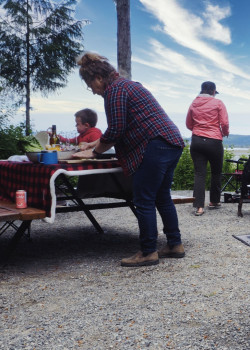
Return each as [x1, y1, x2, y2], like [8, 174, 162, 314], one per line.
[72, 149, 94, 159]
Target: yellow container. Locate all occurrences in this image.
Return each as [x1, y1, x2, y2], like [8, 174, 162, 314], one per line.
[45, 144, 61, 151]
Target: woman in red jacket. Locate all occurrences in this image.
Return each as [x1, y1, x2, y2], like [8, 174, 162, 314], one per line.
[186, 81, 229, 216]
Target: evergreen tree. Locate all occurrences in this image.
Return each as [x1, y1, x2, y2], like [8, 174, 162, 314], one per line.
[0, 0, 86, 134]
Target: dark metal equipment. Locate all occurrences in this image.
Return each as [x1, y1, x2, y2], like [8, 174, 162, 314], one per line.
[221, 158, 245, 194]
[237, 157, 250, 217]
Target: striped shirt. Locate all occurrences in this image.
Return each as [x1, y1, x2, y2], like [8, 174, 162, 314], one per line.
[100, 78, 184, 176]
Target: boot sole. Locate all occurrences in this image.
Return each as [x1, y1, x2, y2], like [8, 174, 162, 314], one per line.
[159, 252, 185, 259]
[121, 259, 159, 267]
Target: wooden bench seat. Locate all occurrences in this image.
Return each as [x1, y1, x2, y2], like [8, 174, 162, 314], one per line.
[171, 195, 194, 204]
[0, 200, 46, 262]
[0, 200, 46, 222]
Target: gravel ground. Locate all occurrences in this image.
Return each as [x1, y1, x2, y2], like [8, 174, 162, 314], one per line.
[0, 191, 249, 350]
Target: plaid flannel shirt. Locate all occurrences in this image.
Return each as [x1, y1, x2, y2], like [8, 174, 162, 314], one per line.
[101, 78, 184, 176]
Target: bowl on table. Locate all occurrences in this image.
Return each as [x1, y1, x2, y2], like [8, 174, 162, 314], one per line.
[57, 149, 78, 161]
[26, 151, 41, 163]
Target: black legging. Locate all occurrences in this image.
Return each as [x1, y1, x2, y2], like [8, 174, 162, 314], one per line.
[190, 135, 224, 208]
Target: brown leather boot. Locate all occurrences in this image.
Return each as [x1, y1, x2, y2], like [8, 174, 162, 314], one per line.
[158, 243, 185, 258]
[121, 251, 159, 267]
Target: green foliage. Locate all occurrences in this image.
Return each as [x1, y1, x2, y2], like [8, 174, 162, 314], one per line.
[222, 148, 236, 173]
[0, 0, 84, 92]
[0, 86, 21, 127]
[55, 175, 78, 195]
[172, 141, 194, 190]
[0, 0, 86, 134]
[18, 135, 43, 153]
[0, 123, 26, 159]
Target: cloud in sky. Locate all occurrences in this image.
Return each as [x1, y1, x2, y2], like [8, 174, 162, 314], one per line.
[29, 94, 104, 114]
[202, 4, 231, 43]
[133, 39, 209, 77]
[139, 0, 250, 80]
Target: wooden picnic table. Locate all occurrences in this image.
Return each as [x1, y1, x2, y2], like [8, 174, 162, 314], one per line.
[0, 160, 194, 260]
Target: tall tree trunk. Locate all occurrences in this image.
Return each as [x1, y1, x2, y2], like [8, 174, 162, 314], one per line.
[25, 0, 31, 135]
[116, 0, 131, 79]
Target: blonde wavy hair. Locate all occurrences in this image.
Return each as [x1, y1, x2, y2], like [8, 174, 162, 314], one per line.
[76, 52, 118, 86]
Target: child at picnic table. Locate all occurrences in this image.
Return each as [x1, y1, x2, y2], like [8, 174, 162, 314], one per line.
[49, 108, 102, 148]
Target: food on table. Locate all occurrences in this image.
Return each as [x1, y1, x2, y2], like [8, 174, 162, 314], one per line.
[45, 144, 61, 151]
[18, 135, 43, 153]
[45, 144, 79, 151]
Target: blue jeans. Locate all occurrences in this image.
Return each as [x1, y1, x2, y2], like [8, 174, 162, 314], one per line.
[132, 138, 183, 254]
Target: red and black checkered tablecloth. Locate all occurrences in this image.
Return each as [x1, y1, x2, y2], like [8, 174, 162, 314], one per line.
[0, 161, 121, 216]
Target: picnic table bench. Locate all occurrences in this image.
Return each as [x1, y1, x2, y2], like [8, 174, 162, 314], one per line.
[0, 199, 46, 261]
[171, 195, 194, 205]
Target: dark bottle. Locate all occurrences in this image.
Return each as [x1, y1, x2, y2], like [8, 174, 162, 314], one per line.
[49, 125, 59, 146]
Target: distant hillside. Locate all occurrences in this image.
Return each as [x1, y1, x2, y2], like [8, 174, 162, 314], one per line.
[223, 134, 250, 148]
[184, 134, 250, 148]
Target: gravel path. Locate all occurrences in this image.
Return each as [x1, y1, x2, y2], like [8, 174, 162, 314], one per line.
[0, 191, 249, 350]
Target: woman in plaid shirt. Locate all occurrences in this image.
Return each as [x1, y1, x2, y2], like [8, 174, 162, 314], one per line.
[73, 52, 185, 267]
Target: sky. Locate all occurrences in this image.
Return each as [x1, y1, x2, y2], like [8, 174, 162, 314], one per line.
[12, 0, 250, 137]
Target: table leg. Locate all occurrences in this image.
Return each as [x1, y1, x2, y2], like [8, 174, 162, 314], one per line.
[3, 220, 32, 263]
[0, 221, 18, 236]
[109, 173, 137, 217]
[58, 174, 104, 234]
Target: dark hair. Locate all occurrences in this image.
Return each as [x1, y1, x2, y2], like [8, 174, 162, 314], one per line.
[75, 108, 98, 127]
[76, 52, 118, 87]
[200, 81, 218, 95]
